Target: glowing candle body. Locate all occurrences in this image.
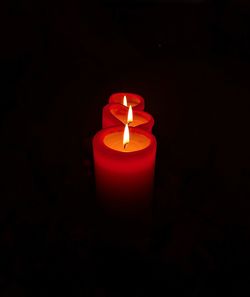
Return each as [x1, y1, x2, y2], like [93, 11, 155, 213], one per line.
[109, 93, 145, 110]
[93, 126, 157, 215]
[102, 104, 154, 132]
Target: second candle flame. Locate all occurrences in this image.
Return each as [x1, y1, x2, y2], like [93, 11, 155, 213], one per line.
[123, 124, 129, 149]
[127, 105, 133, 124]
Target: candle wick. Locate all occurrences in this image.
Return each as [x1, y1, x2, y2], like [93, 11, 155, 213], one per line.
[124, 143, 127, 149]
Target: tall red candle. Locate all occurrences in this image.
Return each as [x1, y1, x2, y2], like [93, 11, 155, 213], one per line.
[102, 103, 154, 132]
[92, 126, 156, 216]
[109, 93, 145, 110]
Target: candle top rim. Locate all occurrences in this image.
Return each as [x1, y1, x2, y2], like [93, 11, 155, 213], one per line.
[104, 103, 154, 127]
[104, 131, 150, 152]
[109, 92, 145, 109]
[93, 126, 156, 157]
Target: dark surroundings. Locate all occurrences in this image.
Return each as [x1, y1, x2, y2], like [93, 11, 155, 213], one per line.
[1, 0, 250, 296]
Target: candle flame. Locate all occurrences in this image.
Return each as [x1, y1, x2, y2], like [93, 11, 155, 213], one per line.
[123, 124, 129, 149]
[127, 105, 133, 124]
[123, 95, 127, 107]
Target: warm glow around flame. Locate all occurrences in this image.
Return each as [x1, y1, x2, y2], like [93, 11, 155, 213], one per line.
[123, 124, 129, 148]
[123, 95, 128, 107]
[127, 105, 133, 124]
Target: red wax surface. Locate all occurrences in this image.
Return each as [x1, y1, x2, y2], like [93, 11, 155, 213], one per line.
[102, 104, 154, 132]
[109, 93, 145, 110]
[92, 126, 157, 215]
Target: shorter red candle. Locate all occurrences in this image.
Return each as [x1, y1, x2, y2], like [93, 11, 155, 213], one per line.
[109, 93, 145, 110]
[102, 103, 154, 132]
[93, 126, 156, 216]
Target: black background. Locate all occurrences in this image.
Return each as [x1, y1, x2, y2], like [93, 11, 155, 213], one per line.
[1, 0, 250, 296]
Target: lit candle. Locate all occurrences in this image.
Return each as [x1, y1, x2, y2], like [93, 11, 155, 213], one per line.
[102, 103, 154, 132]
[109, 93, 145, 110]
[92, 125, 157, 216]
